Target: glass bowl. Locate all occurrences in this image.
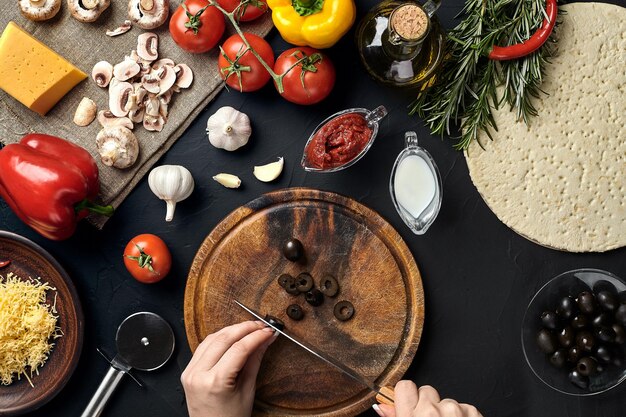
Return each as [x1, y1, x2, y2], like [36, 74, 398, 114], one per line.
[522, 269, 626, 396]
[301, 106, 388, 173]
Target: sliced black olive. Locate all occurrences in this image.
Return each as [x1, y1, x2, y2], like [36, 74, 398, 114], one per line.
[264, 315, 285, 331]
[277, 273, 293, 288]
[549, 349, 567, 368]
[282, 238, 304, 262]
[592, 312, 612, 328]
[577, 291, 597, 315]
[319, 275, 339, 298]
[334, 300, 355, 321]
[576, 357, 598, 377]
[615, 304, 626, 326]
[286, 304, 304, 321]
[595, 327, 616, 343]
[568, 369, 589, 390]
[558, 326, 575, 348]
[612, 323, 626, 344]
[536, 329, 558, 354]
[595, 345, 612, 363]
[571, 314, 589, 330]
[596, 290, 618, 312]
[557, 296, 577, 319]
[305, 289, 324, 306]
[568, 346, 582, 363]
[284, 276, 300, 295]
[540, 311, 560, 330]
[576, 331, 596, 352]
[296, 273, 314, 293]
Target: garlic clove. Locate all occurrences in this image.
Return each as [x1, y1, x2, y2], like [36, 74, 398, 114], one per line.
[213, 173, 241, 189]
[253, 157, 284, 182]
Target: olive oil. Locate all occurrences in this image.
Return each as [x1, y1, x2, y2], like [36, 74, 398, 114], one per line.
[356, 0, 445, 90]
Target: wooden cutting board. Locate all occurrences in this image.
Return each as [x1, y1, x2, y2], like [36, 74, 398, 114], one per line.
[184, 188, 424, 417]
[0, 231, 83, 416]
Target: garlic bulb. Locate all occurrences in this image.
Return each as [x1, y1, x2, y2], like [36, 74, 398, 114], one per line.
[148, 165, 194, 221]
[206, 106, 251, 151]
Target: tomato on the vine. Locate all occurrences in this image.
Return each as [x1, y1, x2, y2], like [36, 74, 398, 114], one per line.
[274, 47, 335, 105]
[170, 0, 225, 54]
[123, 234, 172, 284]
[218, 33, 275, 92]
[216, 0, 267, 22]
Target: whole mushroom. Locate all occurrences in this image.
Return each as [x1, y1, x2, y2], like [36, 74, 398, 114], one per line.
[128, 0, 169, 29]
[96, 127, 139, 169]
[67, 0, 110, 22]
[19, 0, 61, 21]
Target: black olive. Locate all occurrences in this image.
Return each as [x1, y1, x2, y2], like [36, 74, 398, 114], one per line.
[596, 364, 605, 374]
[571, 314, 589, 330]
[595, 327, 616, 343]
[557, 296, 577, 319]
[615, 304, 626, 326]
[264, 315, 285, 331]
[540, 311, 560, 330]
[596, 291, 618, 311]
[319, 275, 339, 298]
[283, 276, 300, 295]
[282, 238, 304, 262]
[612, 323, 626, 344]
[334, 300, 355, 321]
[295, 273, 314, 293]
[576, 357, 598, 377]
[304, 289, 324, 306]
[595, 345, 612, 363]
[593, 280, 617, 297]
[286, 304, 304, 321]
[568, 346, 582, 363]
[536, 329, 558, 354]
[277, 273, 293, 288]
[610, 346, 624, 367]
[558, 326, 575, 348]
[576, 331, 596, 352]
[549, 349, 567, 368]
[592, 312, 612, 328]
[576, 291, 597, 315]
[568, 369, 589, 390]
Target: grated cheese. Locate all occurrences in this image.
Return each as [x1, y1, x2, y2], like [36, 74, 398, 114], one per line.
[0, 272, 61, 387]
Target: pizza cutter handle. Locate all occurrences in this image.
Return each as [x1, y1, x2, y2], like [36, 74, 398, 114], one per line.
[376, 386, 396, 405]
[81, 365, 125, 417]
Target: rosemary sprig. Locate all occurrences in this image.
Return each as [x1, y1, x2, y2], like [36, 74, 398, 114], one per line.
[410, 0, 560, 150]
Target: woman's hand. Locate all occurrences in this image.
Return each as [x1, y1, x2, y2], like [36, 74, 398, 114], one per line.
[181, 321, 277, 417]
[373, 382, 482, 417]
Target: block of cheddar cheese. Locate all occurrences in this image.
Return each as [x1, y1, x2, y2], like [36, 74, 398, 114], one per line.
[0, 22, 87, 116]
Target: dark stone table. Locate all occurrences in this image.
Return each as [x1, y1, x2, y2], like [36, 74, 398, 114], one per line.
[3, 1, 625, 416]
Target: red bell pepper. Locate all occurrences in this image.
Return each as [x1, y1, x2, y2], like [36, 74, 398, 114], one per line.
[0, 134, 114, 240]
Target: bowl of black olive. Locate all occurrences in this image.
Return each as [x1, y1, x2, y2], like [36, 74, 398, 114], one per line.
[522, 269, 626, 396]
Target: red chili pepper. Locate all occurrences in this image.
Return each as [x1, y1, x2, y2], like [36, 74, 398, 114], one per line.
[488, 0, 558, 61]
[0, 134, 114, 240]
[0, 260, 10, 268]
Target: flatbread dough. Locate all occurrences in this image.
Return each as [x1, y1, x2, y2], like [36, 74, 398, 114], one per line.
[465, 3, 626, 252]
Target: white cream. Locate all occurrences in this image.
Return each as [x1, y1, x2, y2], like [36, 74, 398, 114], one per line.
[393, 154, 436, 218]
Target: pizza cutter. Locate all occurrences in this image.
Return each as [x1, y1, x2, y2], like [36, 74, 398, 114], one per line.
[81, 312, 175, 417]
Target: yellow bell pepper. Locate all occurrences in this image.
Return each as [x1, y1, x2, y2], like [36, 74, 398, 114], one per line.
[266, 0, 356, 49]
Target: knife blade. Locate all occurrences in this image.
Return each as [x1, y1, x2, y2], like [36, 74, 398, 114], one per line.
[235, 300, 395, 404]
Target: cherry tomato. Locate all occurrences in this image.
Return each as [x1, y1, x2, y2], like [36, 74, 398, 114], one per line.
[170, 0, 225, 54]
[274, 47, 335, 105]
[123, 234, 172, 284]
[218, 33, 274, 92]
[216, 0, 267, 22]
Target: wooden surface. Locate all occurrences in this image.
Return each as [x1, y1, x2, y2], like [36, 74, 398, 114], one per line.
[184, 188, 425, 417]
[0, 231, 84, 416]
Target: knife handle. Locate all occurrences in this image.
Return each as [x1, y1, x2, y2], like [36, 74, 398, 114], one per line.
[376, 386, 395, 405]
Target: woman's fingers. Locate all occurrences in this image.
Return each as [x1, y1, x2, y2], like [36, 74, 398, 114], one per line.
[394, 380, 419, 416]
[239, 332, 278, 392]
[416, 385, 441, 405]
[374, 403, 396, 417]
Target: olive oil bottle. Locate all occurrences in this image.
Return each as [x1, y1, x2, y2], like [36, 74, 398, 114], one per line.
[356, 0, 445, 90]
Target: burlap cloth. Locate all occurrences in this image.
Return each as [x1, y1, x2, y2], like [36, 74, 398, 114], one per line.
[0, 1, 272, 228]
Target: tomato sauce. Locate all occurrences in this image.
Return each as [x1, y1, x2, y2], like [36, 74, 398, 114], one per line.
[305, 113, 373, 169]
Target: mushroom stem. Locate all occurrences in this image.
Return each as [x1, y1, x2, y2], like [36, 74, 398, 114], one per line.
[165, 200, 176, 221]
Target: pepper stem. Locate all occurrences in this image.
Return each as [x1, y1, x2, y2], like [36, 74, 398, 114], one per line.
[75, 199, 115, 217]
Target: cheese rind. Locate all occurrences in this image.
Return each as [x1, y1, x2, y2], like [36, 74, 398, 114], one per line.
[0, 22, 87, 116]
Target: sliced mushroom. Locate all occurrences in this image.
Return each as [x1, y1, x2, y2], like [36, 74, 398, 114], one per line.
[174, 64, 193, 89]
[109, 82, 133, 117]
[158, 97, 169, 122]
[156, 65, 177, 96]
[113, 60, 141, 81]
[129, 107, 145, 124]
[92, 61, 113, 88]
[152, 58, 175, 70]
[67, 0, 110, 22]
[106, 20, 132, 37]
[159, 89, 173, 105]
[143, 115, 165, 132]
[142, 72, 161, 94]
[97, 110, 134, 130]
[145, 96, 160, 117]
[73, 97, 97, 126]
[19, 0, 61, 21]
[96, 127, 139, 169]
[128, 0, 169, 29]
[137, 32, 158, 61]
